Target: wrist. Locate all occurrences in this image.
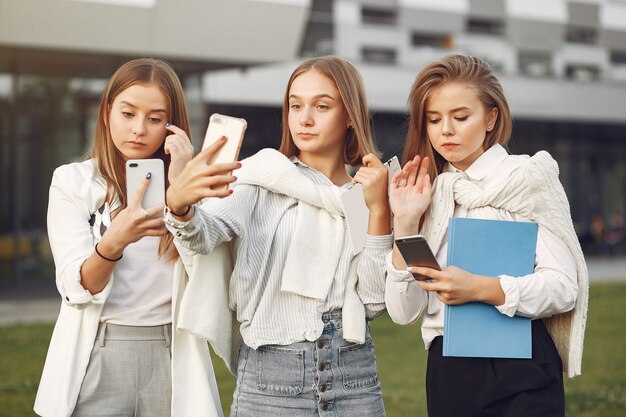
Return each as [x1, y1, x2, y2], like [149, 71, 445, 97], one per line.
[165, 190, 187, 214]
[95, 237, 125, 261]
[393, 219, 421, 237]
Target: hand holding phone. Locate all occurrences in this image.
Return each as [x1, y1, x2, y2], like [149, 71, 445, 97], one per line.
[394, 234, 440, 280]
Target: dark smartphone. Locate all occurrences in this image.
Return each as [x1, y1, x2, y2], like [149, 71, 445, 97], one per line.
[394, 235, 440, 280]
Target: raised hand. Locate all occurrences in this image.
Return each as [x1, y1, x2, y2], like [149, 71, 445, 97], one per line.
[166, 136, 240, 218]
[163, 123, 194, 184]
[389, 155, 432, 237]
[352, 153, 391, 235]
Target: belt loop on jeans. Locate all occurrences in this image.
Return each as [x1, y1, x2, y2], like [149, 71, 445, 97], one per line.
[97, 322, 107, 347]
[163, 324, 171, 348]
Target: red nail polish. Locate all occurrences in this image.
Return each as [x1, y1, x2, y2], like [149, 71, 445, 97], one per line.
[228, 189, 234, 195]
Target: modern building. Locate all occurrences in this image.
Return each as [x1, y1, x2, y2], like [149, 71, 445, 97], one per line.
[1, 0, 625, 282]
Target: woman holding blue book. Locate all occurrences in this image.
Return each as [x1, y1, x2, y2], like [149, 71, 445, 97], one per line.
[385, 54, 588, 417]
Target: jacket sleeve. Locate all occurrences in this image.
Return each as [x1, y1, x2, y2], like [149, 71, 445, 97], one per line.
[47, 165, 110, 308]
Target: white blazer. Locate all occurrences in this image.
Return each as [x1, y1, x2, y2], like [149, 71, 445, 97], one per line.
[34, 159, 222, 417]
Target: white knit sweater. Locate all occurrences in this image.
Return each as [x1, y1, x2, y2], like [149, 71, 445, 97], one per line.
[421, 150, 588, 378]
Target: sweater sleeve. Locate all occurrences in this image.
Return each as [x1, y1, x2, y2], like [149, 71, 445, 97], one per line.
[356, 233, 392, 317]
[166, 184, 258, 255]
[384, 251, 429, 325]
[47, 164, 110, 307]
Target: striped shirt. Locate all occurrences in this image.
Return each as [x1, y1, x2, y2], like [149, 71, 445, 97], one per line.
[166, 160, 391, 348]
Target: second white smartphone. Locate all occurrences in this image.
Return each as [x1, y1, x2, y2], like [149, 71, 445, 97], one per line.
[201, 113, 247, 164]
[126, 159, 165, 210]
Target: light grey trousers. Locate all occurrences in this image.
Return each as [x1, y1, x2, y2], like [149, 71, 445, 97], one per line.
[71, 322, 172, 417]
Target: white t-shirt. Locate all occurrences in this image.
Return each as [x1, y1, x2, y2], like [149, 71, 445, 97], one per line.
[100, 236, 174, 326]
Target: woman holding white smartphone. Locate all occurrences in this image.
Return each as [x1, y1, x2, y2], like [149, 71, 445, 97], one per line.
[165, 55, 392, 416]
[35, 58, 234, 417]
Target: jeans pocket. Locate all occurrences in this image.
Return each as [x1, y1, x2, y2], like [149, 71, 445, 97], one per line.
[338, 339, 379, 390]
[256, 345, 305, 396]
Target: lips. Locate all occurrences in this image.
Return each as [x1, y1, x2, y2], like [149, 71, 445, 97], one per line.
[441, 142, 458, 150]
[298, 132, 316, 138]
[127, 141, 146, 146]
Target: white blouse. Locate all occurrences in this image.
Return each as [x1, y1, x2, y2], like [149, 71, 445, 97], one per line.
[385, 144, 578, 350]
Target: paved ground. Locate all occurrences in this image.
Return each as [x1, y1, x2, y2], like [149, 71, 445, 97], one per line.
[0, 257, 624, 326]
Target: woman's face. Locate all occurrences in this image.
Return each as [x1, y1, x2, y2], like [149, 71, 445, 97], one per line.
[287, 69, 351, 161]
[108, 83, 169, 161]
[425, 82, 498, 171]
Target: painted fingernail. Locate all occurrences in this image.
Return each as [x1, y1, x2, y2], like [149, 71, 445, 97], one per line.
[145, 172, 152, 179]
[228, 189, 234, 195]
[221, 136, 227, 141]
[236, 162, 242, 168]
[233, 176, 238, 181]
[165, 123, 171, 127]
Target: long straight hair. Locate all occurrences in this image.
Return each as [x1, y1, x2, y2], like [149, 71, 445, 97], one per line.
[278, 55, 380, 166]
[90, 58, 190, 261]
[403, 54, 512, 179]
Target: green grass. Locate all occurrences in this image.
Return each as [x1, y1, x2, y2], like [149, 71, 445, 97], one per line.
[2, 283, 625, 417]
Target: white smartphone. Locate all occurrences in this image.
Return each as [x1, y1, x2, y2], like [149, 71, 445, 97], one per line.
[395, 234, 441, 280]
[201, 113, 247, 164]
[126, 159, 165, 210]
[384, 155, 401, 188]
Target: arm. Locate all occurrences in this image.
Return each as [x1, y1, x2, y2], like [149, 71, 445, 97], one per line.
[384, 251, 429, 325]
[165, 184, 258, 254]
[47, 167, 167, 301]
[496, 223, 578, 318]
[410, 223, 578, 318]
[388, 156, 432, 269]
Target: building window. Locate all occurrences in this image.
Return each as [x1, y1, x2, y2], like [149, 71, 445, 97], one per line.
[610, 50, 626, 65]
[565, 64, 600, 81]
[466, 18, 504, 36]
[362, 47, 397, 64]
[518, 51, 552, 77]
[411, 32, 454, 49]
[361, 7, 397, 25]
[565, 26, 598, 45]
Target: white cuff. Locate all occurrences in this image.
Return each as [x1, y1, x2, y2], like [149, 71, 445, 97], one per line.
[385, 251, 414, 283]
[495, 275, 520, 317]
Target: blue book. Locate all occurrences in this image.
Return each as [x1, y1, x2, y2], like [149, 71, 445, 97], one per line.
[443, 218, 538, 359]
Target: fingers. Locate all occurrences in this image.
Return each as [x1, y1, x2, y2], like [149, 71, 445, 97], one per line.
[408, 266, 440, 280]
[131, 174, 151, 207]
[405, 156, 421, 186]
[196, 136, 227, 164]
[362, 153, 384, 168]
[164, 123, 188, 137]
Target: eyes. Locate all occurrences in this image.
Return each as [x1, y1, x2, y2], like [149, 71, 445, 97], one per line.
[289, 102, 331, 112]
[121, 111, 164, 124]
[428, 115, 469, 124]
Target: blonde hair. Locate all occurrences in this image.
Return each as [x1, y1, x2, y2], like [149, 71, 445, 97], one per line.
[90, 58, 190, 261]
[403, 54, 512, 178]
[278, 55, 380, 166]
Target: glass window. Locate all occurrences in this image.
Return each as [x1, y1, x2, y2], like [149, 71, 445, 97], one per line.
[466, 18, 504, 36]
[361, 7, 397, 25]
[565, 25, 598, 45]
[362, 47, 397, 64]
[518, 51, 553, 77]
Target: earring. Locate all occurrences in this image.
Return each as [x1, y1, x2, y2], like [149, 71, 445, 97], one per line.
[347, 125, 354, 130]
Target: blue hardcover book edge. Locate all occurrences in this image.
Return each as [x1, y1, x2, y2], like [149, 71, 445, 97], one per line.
[443, 218, 538, 359]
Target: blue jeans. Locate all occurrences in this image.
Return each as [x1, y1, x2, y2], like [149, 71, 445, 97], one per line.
[230, 312, 386, 417]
